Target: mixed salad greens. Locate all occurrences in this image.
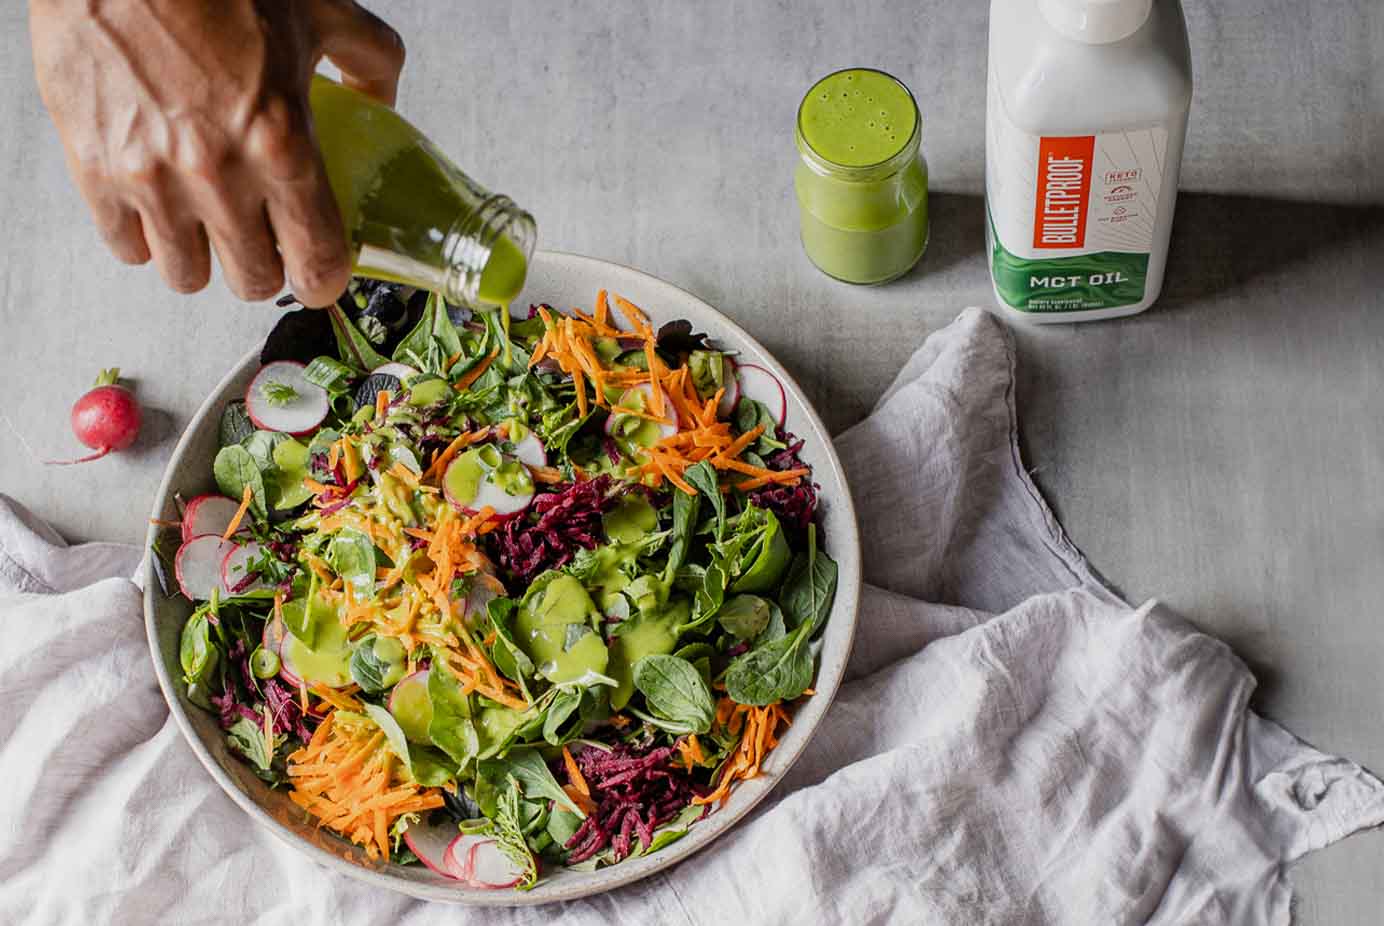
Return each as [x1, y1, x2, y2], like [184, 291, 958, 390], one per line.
[160, 279, 837, 890]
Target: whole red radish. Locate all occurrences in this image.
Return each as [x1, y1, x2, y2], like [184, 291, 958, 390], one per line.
[48, 368, 143, 465]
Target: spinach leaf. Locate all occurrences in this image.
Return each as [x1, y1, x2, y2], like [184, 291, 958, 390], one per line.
[328, 528, 375, 599]
[695, 560, 727, 624]
[724, 506, 791, 594]
[226, 714, 273, 772]
[480, 307, 531, 372]
[213, 445, 268, 519]
[427, 665, 480, 770]
[179, 607, 219, 689]
[394, 291, 463, 371]
[718, 594, 771, 641]
[536, 401, 591, 462]
[723, 622, 814, 706]
[363, 703, 454, 787]
[758, 600, 788, 643]
[328, 303, 390, 372]
[664, 484, 700, 579]
[486, 598, 535, 701]
[683, 459, 726, 541]
[779, 525, 838, 637]
[733, 398, 787, 454]
[241, 429, 288, 472]
[546, 805, 583, 848]
[480, 747, 584, 817]
[643, 803, 703, 855]
[542, 687, 584, 745]
[218, 400, 256, 448]
[349, 634, 405, 694]
[633, 654, 715, 734]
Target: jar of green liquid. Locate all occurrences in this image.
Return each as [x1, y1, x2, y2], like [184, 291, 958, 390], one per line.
[309, 76, 534, 311]
[794, 68, 928, 284]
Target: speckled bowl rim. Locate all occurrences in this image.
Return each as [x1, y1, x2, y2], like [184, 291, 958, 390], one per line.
[143, 251, 861, 905]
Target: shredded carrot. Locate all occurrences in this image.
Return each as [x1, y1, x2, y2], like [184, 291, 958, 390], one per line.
[288, 709, 444, 860]
[421, 429, 486, 483]
[562, 746, 591, 798]
[675, 734, 706, 771]
[528, 464, 565, 484]
[715, 423, 766, 464]
[454, 349, 500, 392]
[693, 700, 791, 806]
[387, 461, 419, 487]
[375, 389, 391, 424]
[303, 478, 332, 495]
[222, 485, 253, 540]
[340, 438, 362, 483]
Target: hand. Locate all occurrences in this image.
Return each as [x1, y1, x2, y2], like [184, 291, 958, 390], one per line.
[28, 0, 405, 306]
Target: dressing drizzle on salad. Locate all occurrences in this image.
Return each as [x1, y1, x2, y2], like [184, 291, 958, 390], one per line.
[163, 280, 838, 888]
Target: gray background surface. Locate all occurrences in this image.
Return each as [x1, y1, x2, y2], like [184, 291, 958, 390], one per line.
[1, 0, 1381, 920]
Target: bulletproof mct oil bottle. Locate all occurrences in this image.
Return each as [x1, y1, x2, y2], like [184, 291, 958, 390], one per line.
[986, 0, 1192, 322]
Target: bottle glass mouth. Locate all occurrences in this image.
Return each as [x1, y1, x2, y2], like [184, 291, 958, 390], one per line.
[442, 196, 536, 308]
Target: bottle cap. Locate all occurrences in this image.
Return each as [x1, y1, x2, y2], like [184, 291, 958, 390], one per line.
[1038, 0, 1152, 44]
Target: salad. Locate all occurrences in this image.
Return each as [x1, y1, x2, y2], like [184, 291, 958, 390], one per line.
[161, 280, 838, 890]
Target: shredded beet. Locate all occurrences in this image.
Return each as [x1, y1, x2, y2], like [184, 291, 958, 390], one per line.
[558, 743, 699, 864]
[215, 640, 314, 743]
[489, 476, 623, 584]
[748, 433, 819, 530]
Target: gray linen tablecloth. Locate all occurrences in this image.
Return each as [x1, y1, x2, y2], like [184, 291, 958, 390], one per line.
[2, 308, 1380, 924]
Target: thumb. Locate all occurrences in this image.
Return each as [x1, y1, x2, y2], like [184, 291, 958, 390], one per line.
[313, 1, 406, 104]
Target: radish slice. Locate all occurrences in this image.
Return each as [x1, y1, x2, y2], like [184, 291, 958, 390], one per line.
[444, 835, 526, 888]
[467, 838, 527, 888]
[606, 383, 678, 441]
[221, 541, 269, 596]
[262, 616, 286, 660]
[372, 361, 419, 381]
[388, 669, 433, 743]
[443, 448, 534, 519]
[403, 822, 461, 880]
[735, 363, 787, 428]
[273, 629, 303, 688]
[246, 361, 330, 436]
[175, 535, 235, 600]
[467, 472, 534, 518]
[511, 431, 547, 468]
[718, 357, 740, 419]
[181, 494, 243, 543]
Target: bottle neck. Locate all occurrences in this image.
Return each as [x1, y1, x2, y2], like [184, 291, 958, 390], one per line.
[1038, 0, 1152, 43]
[440, 195, 535, 308]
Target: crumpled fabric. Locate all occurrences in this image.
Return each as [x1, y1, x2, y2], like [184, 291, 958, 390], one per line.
[2, 308, 1380, 925]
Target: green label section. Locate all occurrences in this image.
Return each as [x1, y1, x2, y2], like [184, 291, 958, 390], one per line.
[991, 227, 1149, 313]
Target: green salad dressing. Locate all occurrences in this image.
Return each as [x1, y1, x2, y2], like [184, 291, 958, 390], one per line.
[516, 574, 609, 683]
[605, 598, 689, 710]
[282, 621, 352, 688]
[603, 495, 658, 544]
[309, 76, 533, 311]
[794, 68, 929, 285]
[799, 69, 917, 167]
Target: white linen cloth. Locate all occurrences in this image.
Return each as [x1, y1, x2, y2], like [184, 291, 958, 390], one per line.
[2, 308, 1381, 925]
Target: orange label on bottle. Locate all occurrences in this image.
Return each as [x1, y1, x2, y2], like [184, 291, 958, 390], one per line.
[1031, 136, 1095, 249]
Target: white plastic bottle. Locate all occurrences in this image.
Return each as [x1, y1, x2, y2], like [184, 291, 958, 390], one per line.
[985, 0, 1192, 323]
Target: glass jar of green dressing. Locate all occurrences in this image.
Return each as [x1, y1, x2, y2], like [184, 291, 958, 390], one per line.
[794, 68, 928, 284]
[309, 76, 535, 311]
